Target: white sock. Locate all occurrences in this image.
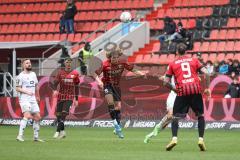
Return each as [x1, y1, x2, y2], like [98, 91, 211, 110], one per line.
[33, 121, 40, 139]
[172, 136, 178, 141]
[199, 137, 204, 141]
[18, 118, 28, 136]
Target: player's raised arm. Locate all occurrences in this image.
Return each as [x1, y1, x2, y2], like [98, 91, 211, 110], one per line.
[92, 64, 104, 89]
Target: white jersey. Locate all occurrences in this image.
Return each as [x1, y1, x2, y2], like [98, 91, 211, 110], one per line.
[16, 71, 38, 102]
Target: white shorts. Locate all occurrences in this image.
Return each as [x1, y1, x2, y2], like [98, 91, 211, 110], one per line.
[19, 101, 40, 113]
[166, 91, 177, 110]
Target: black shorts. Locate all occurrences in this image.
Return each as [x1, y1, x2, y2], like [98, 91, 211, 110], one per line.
[104, 84, 121, 101]
[56, 100, 73, 116]
[173, 94, 204, 117]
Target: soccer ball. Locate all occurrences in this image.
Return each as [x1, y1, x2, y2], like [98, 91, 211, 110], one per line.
[120, 11, 132, 23]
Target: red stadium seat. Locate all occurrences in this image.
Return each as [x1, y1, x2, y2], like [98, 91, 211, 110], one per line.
[236, 19, 240, 28]
[39, 34, 46, 41]
[227, 18, 236, 28]
[218, 30, 227, 40]
[234, 42, 240, 51]
[32, 34, 40, 41]
[201, 53, 209, 63]
[25, 34, 32, 41]
[234, 53, 240, 60]
[135, 54, 144, 63]
[208, 53, 217, 62]
[226, 29, 235, 40]
[200, 42, 210, 52]
[225, 53, 234, 60]
[217, 42, 226, 52]
[225, 41, 235, 51]
[210, 30, 218, 40]
[45, 34, 54, 41]
[235, 30, 240, 40]
[159, 54, 168, 64]
[208, 42, 218, 52]
[217, 53, 225, 61]
[193, 42, 201, 52]
[18, 34, 25, 41]
[67, 34, 75, 42]
[11, 34, 19, 41]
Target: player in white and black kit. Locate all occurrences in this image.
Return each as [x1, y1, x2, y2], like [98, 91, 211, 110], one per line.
[16, 59, 44, 142]
[144, 76, 177, 143]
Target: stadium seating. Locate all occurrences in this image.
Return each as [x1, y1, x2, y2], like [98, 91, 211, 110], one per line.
[0, 0, 154, 43]
[129, 0, 239, 65]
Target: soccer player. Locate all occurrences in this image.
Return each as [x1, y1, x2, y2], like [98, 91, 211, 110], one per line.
[16, 59, 44, 142]
[93, 49, 145, 139]
[144, 76, 176, 143]
[52, 57, 80, 139]
[164, 43, 211, 151]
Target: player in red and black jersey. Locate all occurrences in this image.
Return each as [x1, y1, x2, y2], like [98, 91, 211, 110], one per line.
[52, 57, 80, 139]
[94, 49, 145, 138]
[164, 43, 211, 151]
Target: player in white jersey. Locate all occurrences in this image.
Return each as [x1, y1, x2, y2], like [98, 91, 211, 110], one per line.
[16, 59, 44, 142]
[144, 76, 177, 143]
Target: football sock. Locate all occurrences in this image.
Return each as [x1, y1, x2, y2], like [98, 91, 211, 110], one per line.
[33, 121, 40, 139]
[18, 117, 28, 136]
[108, 105, 116, 120]
[198, 116, 205, 138]
[171, 118, 179, 137]
[115, 110, 121, 125]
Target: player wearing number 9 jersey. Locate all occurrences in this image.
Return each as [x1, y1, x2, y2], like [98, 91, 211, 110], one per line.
[164, 43, 211, 151]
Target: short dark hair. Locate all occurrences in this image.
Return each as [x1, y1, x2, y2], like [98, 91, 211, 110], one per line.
[177, 43, 187, 55]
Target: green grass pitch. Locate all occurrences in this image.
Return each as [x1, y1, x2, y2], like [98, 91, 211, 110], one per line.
[0, 126, 239, 160]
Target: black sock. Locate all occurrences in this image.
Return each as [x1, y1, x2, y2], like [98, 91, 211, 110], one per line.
[108, 105, 116, 120]
[171, 118, 179, 137]
[57, 121, 64, 132]
[198, 116, 205, 138]
[115, 110, 121, 125]
[56, 116, 61, 132]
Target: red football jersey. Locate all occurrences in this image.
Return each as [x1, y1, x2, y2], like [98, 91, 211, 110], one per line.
[165, 55, 203, 96]
[95, 60, 134, 86]
[55, 69, 80, 100]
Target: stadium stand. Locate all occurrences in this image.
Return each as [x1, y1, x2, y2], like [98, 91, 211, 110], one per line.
[128, 0, 240, 66]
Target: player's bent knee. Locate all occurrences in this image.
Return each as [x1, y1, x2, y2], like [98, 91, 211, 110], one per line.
[23, 112, 32, 119]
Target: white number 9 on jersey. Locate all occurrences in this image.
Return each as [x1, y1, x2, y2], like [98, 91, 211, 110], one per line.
[181, 62, 191, 78]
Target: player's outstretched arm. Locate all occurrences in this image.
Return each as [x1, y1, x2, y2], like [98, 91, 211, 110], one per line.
[131, 69, 147, 77]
